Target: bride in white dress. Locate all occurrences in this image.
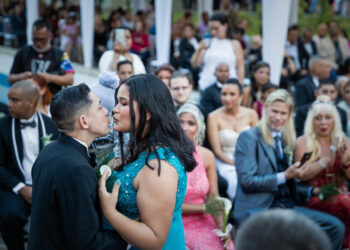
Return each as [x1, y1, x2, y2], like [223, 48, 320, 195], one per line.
[207, 80, 258, 200]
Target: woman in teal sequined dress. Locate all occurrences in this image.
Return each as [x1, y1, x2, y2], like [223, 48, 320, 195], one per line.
[99, 74, 197, 249]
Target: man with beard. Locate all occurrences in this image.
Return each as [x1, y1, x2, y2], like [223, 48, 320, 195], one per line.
[9, 19, 74, 95]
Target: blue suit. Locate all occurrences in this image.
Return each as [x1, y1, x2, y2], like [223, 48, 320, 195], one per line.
[234, 127, 345, 250]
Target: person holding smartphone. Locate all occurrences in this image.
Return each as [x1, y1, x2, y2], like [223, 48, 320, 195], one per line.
[294, 97, 350, 249]
[98, 27, 146, 74]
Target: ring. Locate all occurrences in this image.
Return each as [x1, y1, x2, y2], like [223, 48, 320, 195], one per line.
[330, 145, 336, 152]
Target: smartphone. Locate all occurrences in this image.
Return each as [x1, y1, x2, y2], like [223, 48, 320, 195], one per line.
[300, 152, 312, 166]
[203, 33, 211, 47]
[114, 28, 126, 46]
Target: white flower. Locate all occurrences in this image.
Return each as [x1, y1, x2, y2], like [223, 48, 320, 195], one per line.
[100, 165, 111, 177]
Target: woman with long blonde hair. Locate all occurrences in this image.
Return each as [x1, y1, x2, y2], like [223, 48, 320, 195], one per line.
[294, 97, 350, 248]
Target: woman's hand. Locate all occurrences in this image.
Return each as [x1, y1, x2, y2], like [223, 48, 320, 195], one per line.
[222, 234, 231, 250]
[198, 40, 208, 51]
[98, 171, 121, 217]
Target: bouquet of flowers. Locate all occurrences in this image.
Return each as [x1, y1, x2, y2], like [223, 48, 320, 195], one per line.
[318, 183, 341, 201]
[212, 197, 233, 238]
[90, 136, 116, 193]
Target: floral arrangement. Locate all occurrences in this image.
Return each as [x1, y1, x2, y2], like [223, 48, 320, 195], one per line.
[41, 133, 53, 147]
[318, 183, 341, 201]
[212, 197, 233, 239]
[284, 148, 293, 166]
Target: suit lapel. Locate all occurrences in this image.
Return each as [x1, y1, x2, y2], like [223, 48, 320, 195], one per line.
[38, 115, 43, 151]
[14, 119, 24, 162]
[257, 131, 278, 171]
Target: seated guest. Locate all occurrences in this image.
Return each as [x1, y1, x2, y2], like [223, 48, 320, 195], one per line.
[199, 63, 230, 118]
[98, 27, 146, 74]
[295, 79, 347, 137]
[235, 209, 331, 250]
[170, 72, 194, 111]
[91, 71, 119, 114]
[0, 102, 9, 118]
[234, 89, 345, 250]
[177, 103, 234, 250]
[154, 63, 175, 89]
[252, 82, 278, 119]
[117, 60, 134, 82]
[207, 80, 258, 201]
[130, 19, 150, 67]
[0, 80, 58, 250]
[241, 61, 270, 107]
[294, 55, 331, 108]
[294, 99, 350, 248]
[338, 81, 350, 138]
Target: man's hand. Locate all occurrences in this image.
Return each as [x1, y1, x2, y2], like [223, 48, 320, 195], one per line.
[18, 185, 32, 204]
[22, 71, 33, 79]
[284, 162, 301, 180]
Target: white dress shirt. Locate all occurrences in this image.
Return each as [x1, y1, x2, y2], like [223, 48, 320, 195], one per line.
[12, 113, 39, 194]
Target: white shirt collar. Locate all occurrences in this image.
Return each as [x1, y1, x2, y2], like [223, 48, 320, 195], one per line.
[20, 112, 37, 123]
[216, 81, 224, 88]
[312, 76, 319, 88]
[72, 137, 89, 152]
[270, 130, 282, 138]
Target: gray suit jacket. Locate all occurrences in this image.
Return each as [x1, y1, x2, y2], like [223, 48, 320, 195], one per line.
[234, 127, 309, 225]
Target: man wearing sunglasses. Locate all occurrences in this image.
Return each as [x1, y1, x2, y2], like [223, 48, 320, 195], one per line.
[9, 19, 74, 95]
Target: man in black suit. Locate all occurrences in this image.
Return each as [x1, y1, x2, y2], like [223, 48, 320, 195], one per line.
[29, 84, 126, 249]
[295, 79, 348, 137]
[294, 55, 332, 109]
[0, 80, 58, 250]
[199, 63, 230, 118]
[0, 102, 9, 118]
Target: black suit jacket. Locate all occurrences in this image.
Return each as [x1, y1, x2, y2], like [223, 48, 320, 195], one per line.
[294, 75, 317, 109]
[295, 103, 348, 137]
[29, 133, 126, 250]
[200, 83, 222, 118]
[0, 113, 58, 191]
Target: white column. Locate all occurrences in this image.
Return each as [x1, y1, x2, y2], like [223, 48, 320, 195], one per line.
[197, 0, 213, 20]
[80, 0, 94, 68]
[262, 0, 291, 85]
[289, 0, 299, 25]
[154, 0, 172, 66]
[26, 0, 39, 45]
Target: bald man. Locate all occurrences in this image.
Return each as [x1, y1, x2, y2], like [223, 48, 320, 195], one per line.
[0, 80, 58, 250]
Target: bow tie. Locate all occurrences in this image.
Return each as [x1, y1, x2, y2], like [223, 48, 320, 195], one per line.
[20, 120, 36, 129]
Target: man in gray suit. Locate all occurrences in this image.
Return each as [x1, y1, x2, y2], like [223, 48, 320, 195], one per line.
[234, 89, 344, 250]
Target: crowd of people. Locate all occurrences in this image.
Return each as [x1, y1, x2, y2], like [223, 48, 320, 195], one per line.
[1, 1, 350, 250]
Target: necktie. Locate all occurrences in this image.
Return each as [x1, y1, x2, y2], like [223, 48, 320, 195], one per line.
[20, 120, 36, 129]
[274, 135, 283, 160]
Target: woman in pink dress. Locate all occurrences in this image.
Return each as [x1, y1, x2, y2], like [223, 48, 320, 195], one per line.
[177, 103, 234, 250]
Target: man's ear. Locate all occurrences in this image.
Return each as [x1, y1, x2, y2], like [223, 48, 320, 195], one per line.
[79, 114, 89, 129]
[146, 111, 151, 121]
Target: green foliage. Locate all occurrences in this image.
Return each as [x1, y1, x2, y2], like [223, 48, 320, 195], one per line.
[319, 182, 341, 201]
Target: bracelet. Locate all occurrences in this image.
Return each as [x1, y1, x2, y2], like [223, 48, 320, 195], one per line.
[319, 159, 327, 168]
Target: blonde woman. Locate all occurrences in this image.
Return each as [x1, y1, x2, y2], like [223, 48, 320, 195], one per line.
[207, 79, 258, 201]
[234, 90, 344, 250]
[177, 104, 233, 250]
[294, 97, 350, 249]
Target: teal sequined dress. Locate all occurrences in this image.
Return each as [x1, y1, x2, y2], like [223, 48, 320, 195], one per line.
[104, 147, 187, 250]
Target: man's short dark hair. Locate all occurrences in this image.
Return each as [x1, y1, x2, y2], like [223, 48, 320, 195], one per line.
[319, 78, 336, 90]
[50, 84, 92, 132]
[288, 24, 299, 33]
[117, 60, 133, 72]
[235, 209, 331, 250]
[170, 71, 193, 87]
[33, 19, 52, 32]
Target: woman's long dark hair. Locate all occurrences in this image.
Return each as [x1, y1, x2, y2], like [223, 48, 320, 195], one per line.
[116, 74, 196, 174]
[250, 61, 270, 104]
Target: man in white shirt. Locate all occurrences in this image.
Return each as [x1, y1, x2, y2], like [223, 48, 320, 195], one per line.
[0, 80, 58, 250]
